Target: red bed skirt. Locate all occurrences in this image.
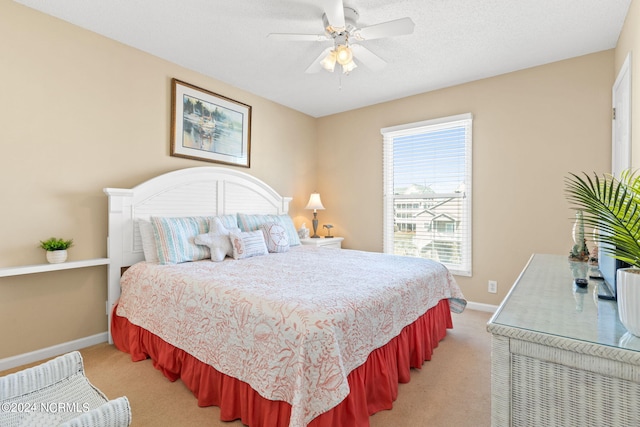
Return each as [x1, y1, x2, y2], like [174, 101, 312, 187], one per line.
[112, 299, 452, 427]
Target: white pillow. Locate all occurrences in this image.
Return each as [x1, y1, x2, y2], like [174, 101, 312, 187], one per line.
[259, 222, 289, 253]
[137, 219, 159, 263]
[195, 217, 240, 262]
[229, 230, 268, 260]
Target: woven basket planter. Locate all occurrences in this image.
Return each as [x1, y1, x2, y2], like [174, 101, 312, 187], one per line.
[46, 249, 68, 264]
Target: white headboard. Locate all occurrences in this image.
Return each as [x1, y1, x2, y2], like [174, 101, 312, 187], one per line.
[103, 166, 292, 342]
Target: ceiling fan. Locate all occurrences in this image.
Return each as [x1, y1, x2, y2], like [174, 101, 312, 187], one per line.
[267, 0, 415, 74]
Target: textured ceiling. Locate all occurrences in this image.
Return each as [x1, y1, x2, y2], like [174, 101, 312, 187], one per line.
[14, 0, 632, 117]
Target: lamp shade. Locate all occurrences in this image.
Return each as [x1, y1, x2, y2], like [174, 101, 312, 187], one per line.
[305, 193, 325, 211]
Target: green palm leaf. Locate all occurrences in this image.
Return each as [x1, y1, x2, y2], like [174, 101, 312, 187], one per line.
[565, 171, 640, 268]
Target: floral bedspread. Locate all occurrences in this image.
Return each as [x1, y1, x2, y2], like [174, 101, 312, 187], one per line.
[116, 246, 466, 427]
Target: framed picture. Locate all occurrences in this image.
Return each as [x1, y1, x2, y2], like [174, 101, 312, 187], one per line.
[170, 78, 251, 167]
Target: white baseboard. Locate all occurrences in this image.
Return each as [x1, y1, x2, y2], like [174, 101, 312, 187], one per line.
[0, 332, 108, 372]
[465, 301, 499, 313]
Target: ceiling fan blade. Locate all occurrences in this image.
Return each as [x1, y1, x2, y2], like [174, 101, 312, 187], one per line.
[268, 33, 329, 42]
[305, 47, 333, 73]
[351, 44, 387, 71]
[355, 17, 415, 40]
[323, 0, 345, 29]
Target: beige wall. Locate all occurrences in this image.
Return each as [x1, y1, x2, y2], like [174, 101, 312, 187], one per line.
[616, 0, 640, 168]
[0, 0, 625, 359]
[317, 51, 614, 305]
[0, 2, 317, 359]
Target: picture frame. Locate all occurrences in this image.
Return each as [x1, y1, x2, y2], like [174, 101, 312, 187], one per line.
[170, 78, 251, 168]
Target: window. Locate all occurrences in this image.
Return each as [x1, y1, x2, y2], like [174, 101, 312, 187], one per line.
[381, 113, 472, 276]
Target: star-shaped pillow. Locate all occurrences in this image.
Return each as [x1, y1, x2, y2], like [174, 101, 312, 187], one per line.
[195, 217, 240, 262]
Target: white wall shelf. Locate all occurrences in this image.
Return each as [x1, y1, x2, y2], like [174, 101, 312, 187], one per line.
[0, 258, 110, 278]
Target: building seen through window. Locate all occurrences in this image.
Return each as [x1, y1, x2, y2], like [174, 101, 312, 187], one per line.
[382, 114, 472, 276]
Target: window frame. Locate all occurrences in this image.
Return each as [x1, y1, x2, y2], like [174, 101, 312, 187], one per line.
[381, 113, 473, 276]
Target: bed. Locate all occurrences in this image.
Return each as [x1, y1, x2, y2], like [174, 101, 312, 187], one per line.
[104, 166, 466, 427]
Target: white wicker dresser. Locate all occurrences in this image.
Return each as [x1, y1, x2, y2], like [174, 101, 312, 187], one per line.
[487, 254, 640, 427]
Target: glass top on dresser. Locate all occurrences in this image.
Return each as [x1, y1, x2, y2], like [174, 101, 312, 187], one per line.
[489, 253, 640, 352]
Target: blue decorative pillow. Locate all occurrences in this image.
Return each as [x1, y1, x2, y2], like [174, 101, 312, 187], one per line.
[237, 213, 301, 246]
[229, 230, 268, 260]
[150, 216, 210, 264]
[217, 214, 239, 230]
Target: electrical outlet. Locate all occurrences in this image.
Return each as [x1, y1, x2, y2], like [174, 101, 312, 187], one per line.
[488, 280, 498, 293]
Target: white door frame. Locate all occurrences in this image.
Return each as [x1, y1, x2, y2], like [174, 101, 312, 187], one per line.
[612, 52, 632, 178]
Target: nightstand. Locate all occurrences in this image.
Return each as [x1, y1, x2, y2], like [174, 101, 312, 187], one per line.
[300, 237, 344, 249]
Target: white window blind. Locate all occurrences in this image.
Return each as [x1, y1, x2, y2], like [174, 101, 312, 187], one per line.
[381, 113, 472, 276]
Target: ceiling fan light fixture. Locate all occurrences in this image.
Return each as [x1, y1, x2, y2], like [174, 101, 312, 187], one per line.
[269, 3, 415, 75]
[335, 44, 353, 65]
[320, 50, 337, 72]
[341, 59, 357, 74]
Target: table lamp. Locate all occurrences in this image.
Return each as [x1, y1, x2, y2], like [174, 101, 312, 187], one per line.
[305, 193, 325, 238]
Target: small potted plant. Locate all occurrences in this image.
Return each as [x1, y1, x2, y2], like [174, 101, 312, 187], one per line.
[39, 237, 73, 264]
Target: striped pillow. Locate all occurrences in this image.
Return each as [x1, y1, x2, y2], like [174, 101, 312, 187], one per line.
[237, 213, 301, 246]
[229, 230, 268, 260]
[151, 216, 210, 264]
[217, 214, 239, 230]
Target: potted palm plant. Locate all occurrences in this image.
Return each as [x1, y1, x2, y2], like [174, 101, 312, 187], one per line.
[39, 237, 73, 264]
[565, 170, 640, 336]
